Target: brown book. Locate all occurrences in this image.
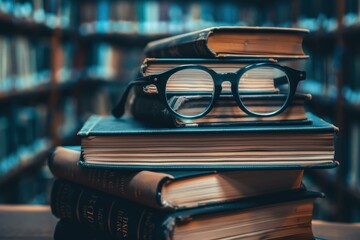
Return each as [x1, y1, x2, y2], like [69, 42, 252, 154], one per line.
[132, 58, 311, 127]
[49, 146, 304, 209]
[131, 92, 311, 127]
[144, 26, 309, 59]
[52, 178, 322, 240]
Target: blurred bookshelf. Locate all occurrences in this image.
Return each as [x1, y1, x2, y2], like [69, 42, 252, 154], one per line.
[0, 0, 360, 223]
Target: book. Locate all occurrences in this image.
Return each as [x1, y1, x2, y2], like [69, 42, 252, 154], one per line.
[140, 58, 278, 92]
[78, 113, 338, 170]
[132, 58, 311, 127]
[49, 146, 304, 209]
[51, 178, 323, 240]
[53, 220, 328, 240]
[131, 92, 312, 127]
[144, 26, 309, 59]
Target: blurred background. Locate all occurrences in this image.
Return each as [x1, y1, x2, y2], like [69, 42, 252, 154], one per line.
[0, 0, 359, 223]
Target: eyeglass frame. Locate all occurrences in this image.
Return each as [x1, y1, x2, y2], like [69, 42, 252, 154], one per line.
[112, 62, 306, 120]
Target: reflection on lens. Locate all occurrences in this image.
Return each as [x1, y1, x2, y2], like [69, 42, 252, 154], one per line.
[238, 66, 290, 115]
[165, 69, 214, 118]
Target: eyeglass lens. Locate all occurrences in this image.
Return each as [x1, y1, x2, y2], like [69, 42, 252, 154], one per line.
[165, 69, 215, 118]
[238, 67, 290, 115]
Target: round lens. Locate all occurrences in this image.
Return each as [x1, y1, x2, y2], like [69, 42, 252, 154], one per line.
[237, 66, 290, 115]
[165, 68, 214, 118]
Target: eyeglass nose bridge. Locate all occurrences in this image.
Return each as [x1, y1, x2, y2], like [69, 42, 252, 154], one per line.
[217, 72, 238, 84]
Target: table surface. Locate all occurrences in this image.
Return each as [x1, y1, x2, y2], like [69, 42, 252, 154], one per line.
[0, 205, 359, 240]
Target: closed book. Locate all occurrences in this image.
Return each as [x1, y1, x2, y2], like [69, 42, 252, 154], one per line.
[49, 146, 304, 209]
[138, 58, 284, 97]
[134, 58, 312, 127]
[77, 113, 338, 170]
[144, 26, 309, 59]
[51, 179, 323, 240]
[53, 219, 327, 240]
[131, 92, 312, 127]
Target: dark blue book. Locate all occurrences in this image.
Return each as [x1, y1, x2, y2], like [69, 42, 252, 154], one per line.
[78, 113, 338, 170]
[51, 178, 323, 240]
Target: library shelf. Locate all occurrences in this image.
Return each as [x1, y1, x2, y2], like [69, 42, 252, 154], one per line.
[303, 30, 337, 52]
[343, 24, 360, 42]
[0, 11, 76, 39]
[0, 140, 52, 188]
[306, 170, 360, 203]
[0, 81, 79, 103]
[306, 91, 360, 121]
[0, 126, 82, 189]
[0, 74, 129, 103]
[79, 77, 130, 87]
[0, 11, 53, 36]
[303, 24, 360, 52]
[79, 32, 172, 47]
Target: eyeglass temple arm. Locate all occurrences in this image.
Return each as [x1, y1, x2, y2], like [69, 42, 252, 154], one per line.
[112, 77, 152, 118]
[274, 69, 306, 87]
[283, 67, 306, 81]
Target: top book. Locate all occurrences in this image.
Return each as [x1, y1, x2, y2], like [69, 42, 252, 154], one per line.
[144, 26, 309, 59]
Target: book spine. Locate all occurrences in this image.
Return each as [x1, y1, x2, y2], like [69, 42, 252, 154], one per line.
[49, 147, 173, 209]
[144, 30, 214, 58]
[131, 93, 176, 127]
[51, 179, 171, 240]
[54, 219, 109, 240]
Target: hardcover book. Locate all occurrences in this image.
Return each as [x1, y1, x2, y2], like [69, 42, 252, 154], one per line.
[144, 26, 309, 59]
[133, 58, 312, 127]
[49, 146, 304, 209]
[51, 179, 323, 240]
[138, 58, 282, 96]
[131, 92, 311, 127]
[77, 113, 338, 170]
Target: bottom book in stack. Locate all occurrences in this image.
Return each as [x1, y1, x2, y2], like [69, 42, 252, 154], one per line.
[49, 147, 324, 240]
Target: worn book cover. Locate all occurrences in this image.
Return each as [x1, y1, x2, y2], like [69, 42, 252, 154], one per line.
[49, 146, 305, 209]
[51, 179, 322, 240]
[77, 113, 338, 170]
[132, 58, 311, 127]
[144, 26, 309, 59]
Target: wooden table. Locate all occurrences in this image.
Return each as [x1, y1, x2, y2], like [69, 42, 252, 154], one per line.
[0, 205, 359, 240]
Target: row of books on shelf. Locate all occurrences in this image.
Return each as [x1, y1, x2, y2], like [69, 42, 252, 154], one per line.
[78, 0, 297, 35]
[0, 38, 144, 94]
[84, 43, 142, 80]
[0, 105, 49, 160]
[0, 137, 50, 184]
[0, 36, 50, 93]
[0, 0, 76, 29]
[65, 0, 360, 36]
[2, 0, 360, 39]
[0, 95, 80, 174]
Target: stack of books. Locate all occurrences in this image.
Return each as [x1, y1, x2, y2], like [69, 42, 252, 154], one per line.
[49, 27, 338, 240]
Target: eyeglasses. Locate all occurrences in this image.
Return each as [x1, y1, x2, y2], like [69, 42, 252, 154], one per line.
[112, 63, 306, 119]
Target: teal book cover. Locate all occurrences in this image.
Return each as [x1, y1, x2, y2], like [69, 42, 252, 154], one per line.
[78, 113, 338, 170]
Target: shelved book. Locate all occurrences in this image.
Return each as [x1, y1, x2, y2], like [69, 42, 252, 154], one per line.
[144, 26, 309, 59]
[51, 179, 323, 240]
[49, 146, 304, 209]
[78, 113, 338, 170]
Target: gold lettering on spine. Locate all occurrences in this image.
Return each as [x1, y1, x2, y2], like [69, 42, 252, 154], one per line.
[115, 210, 129, 238]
